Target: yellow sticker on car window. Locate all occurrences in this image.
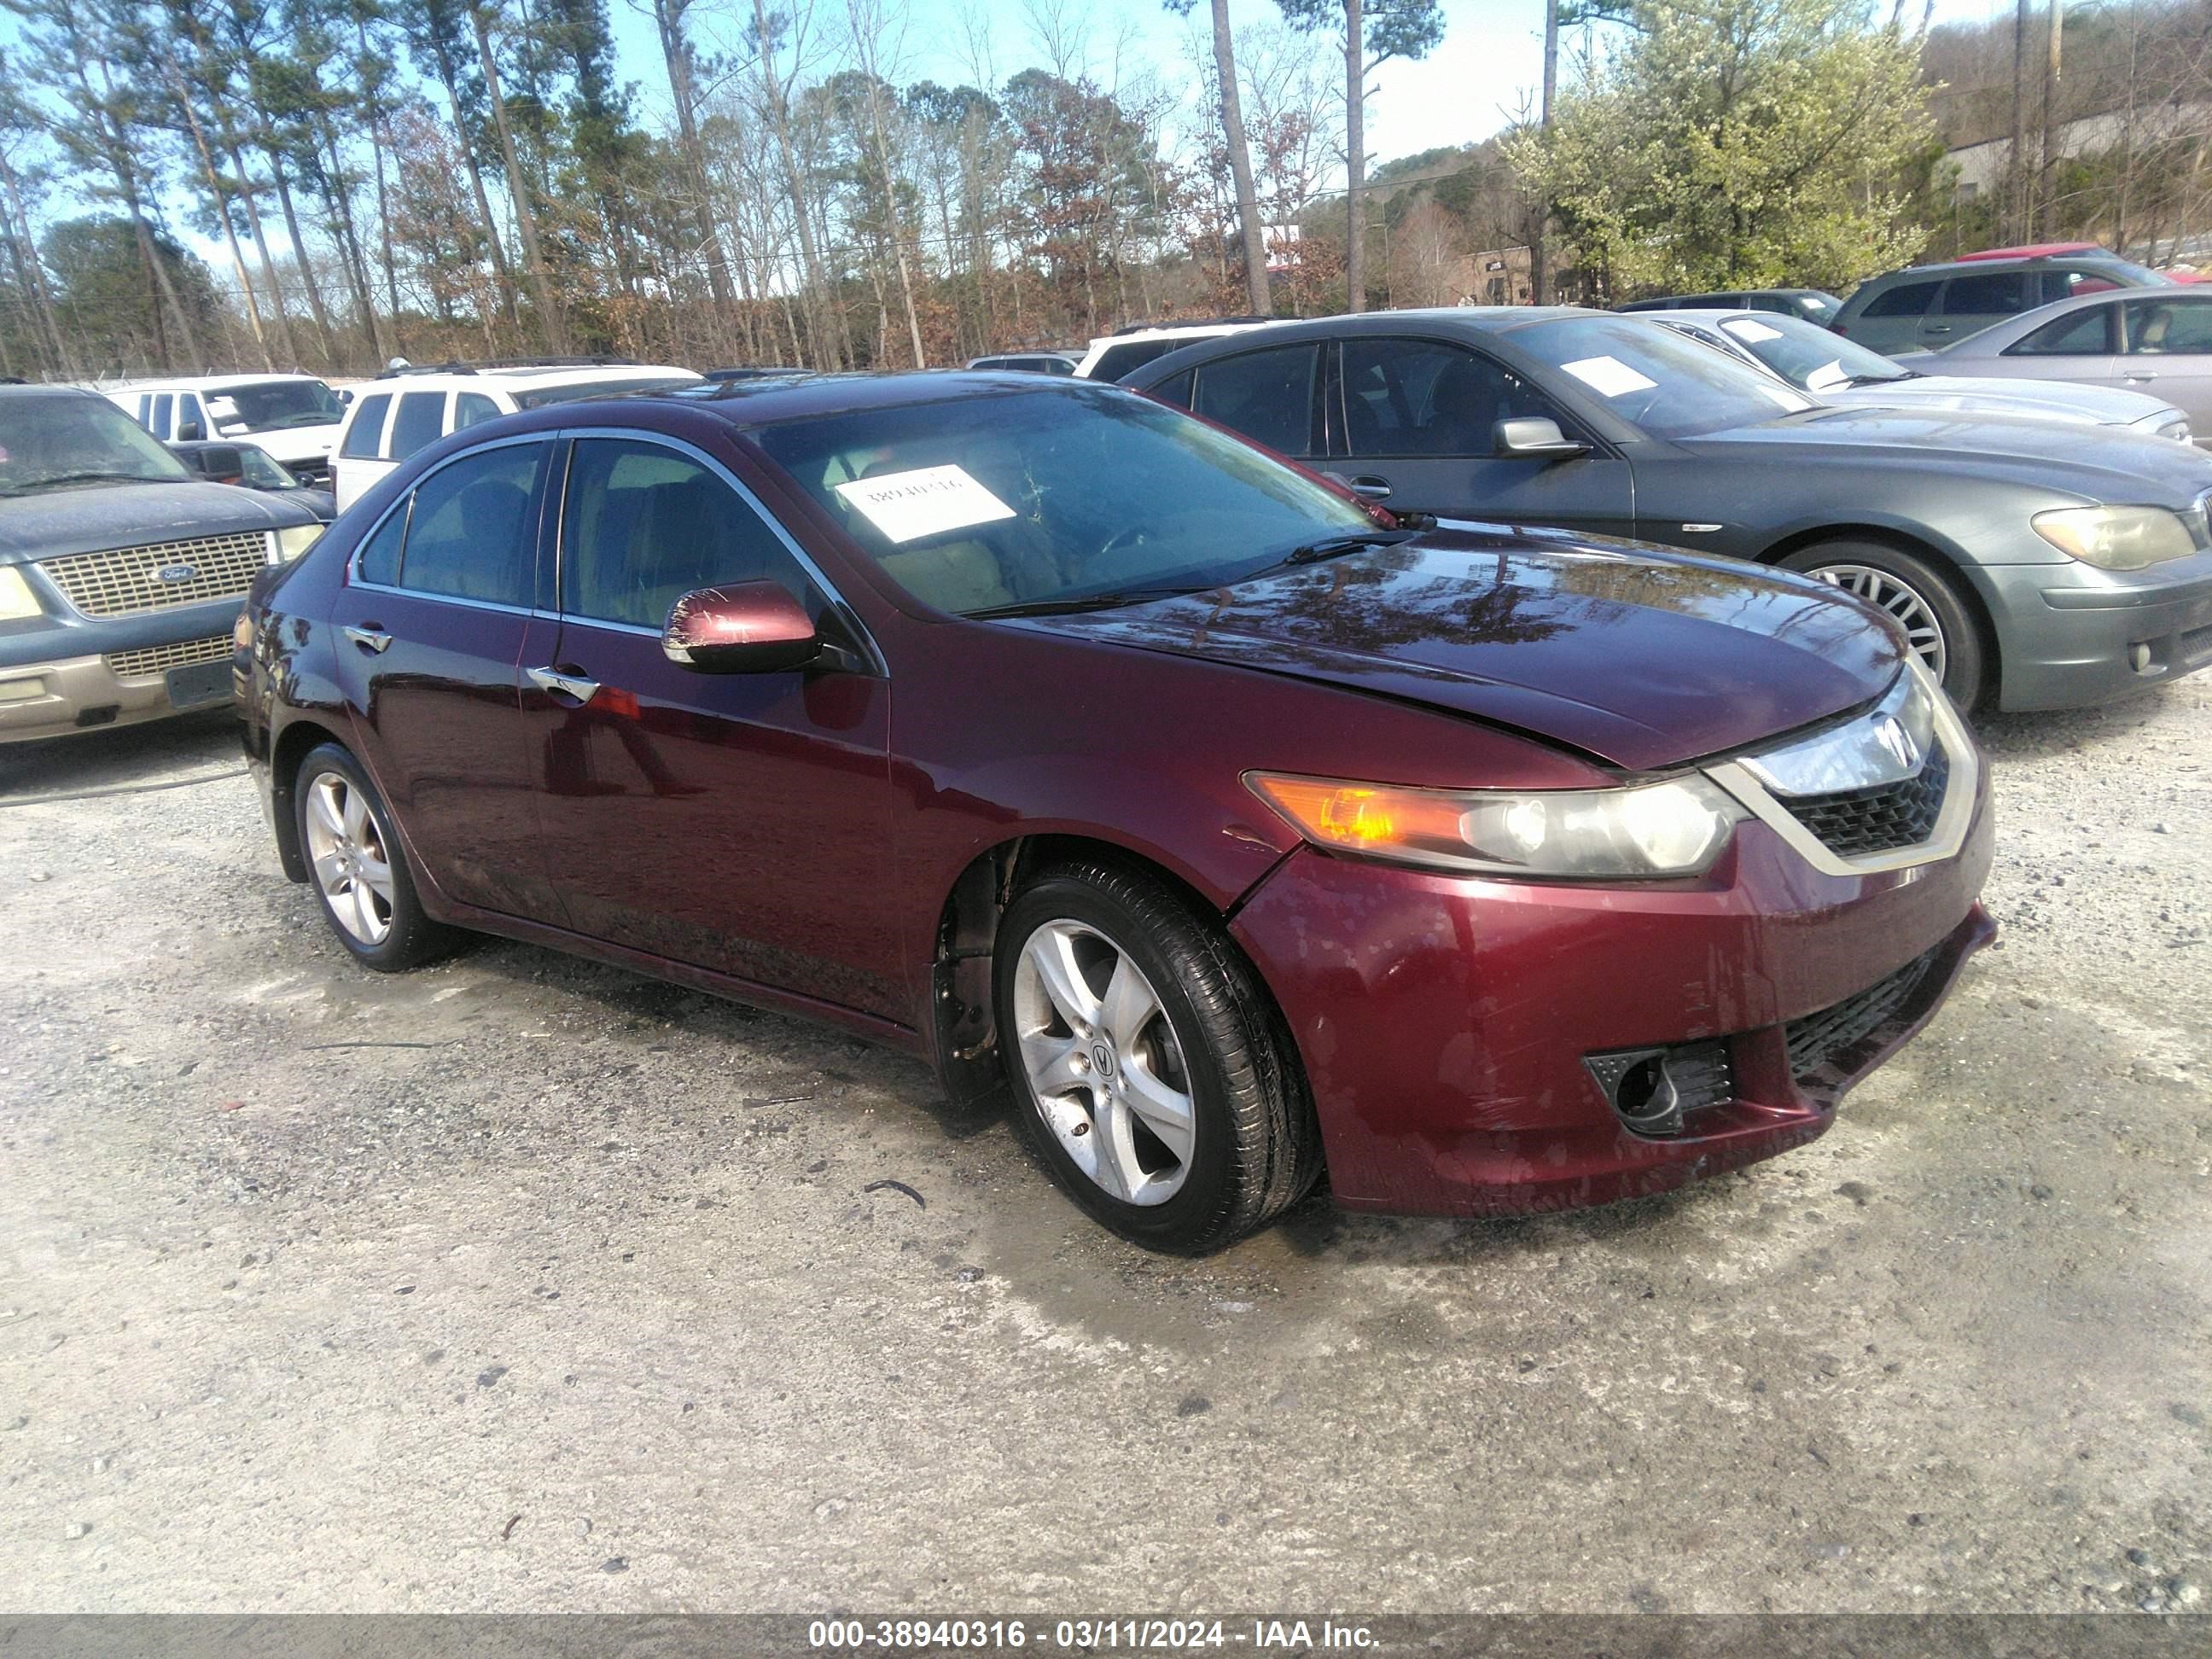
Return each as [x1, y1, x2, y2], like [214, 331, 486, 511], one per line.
[834, 464, 1017, 544]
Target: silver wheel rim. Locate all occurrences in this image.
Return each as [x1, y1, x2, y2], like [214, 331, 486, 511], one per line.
[1011, 919, 1196, 1207]
[1808, 562, 1948, 682]
[303, 771, 395, 946]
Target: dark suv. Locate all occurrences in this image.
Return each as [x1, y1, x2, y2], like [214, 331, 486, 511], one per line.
[1835, 254, 2171, 355]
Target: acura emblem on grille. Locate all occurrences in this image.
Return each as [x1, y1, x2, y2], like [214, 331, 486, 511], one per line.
[1872, 713, 1919, 771]
[155, 563, 200, 585]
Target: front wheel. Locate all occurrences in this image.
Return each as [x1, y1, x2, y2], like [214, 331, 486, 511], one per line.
[294, 742, 457, 971]
[1780, 540, 1988, 711]
[992, 859, 1322, 1253]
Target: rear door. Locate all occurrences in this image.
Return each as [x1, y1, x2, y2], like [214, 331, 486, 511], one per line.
[1843, 276, 1941, 353]
[524, 431, 903, 1018]
[1330, 335, 1636, 537]
[329, 434, 566, 923]
[1921, 269, 2040, 348]
[1187, 340, 1325, 461]
[2119, 294, 2212, 434]
[1991, 300, 2120, 389]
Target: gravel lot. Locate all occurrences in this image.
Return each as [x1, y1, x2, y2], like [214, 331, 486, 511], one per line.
[1, 681, 2207, 1615]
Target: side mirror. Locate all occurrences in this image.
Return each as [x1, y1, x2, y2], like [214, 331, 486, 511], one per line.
[1493, 416, 1590, 462]
[339, 388, 355, 405]
[662, 581, 822, 674]
[177, 419, 206, 442]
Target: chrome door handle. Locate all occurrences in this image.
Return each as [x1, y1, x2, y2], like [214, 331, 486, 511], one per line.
[343, 625, 393, 654]
[1345, 474, 1394, 501]
[2127, 370, 2158, 382]
[528, 666, 600, 704]
[1924, 324, 1953, 334]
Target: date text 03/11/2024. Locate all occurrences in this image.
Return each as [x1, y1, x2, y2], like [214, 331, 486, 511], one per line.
[806, 1618, 1378, 1650]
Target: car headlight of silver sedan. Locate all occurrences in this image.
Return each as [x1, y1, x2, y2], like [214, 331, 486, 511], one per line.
[1248, 771, 1748, 879]
[270, 523, 324, 563]
[2153, 416, 2193, 444]
[2031, 505, 2199, 570]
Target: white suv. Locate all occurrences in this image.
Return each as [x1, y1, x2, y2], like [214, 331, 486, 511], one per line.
[1074, 318, 1280, 382]
[104, 373, 348, 484]
[330, 360, 702, 511]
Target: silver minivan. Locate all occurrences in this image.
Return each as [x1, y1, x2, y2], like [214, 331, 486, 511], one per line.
[1834, 256, 2170, 355]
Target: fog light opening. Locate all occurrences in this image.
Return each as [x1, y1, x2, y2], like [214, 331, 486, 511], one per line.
[73, 704, 119, 728]
[2128, 641, 2156, 675]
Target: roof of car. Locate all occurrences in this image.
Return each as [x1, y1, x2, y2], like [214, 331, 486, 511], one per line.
[101, 372, 329, 391]
[352, 364, 701, 396]
[1894, 252, 2133, 276]
[0, 383, 103, 401]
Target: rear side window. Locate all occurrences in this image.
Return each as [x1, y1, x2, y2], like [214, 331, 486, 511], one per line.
[387, 391, 446, 460]
[150, 393, 174, 438]
[355, 501, 405, 586]
[1940, 272, 2036, 316]
[341, 394, 390, 458]
[2008, 307, 2114, 356]
[1860, 280, 1939, 318]
[1090, 339, 1185, 382]
[396, 443, 546, 608]
[1148, 370, 1194, 409]
[1190, 343, 1321, 456]
[453, 392, 504, 430]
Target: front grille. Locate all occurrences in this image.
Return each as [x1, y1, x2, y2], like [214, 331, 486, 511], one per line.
[1786, 947, 1941, 1085]
[1778, 740, 1949, 859]
[2181, 623, 2212, 666]
[286, 458, 329, 485]
[38, 532, 268, 617]
[103, 634, 232, 679]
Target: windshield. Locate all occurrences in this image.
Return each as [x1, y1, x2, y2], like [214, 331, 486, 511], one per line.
[235, 445, 300, 489]
[755, 385, 1375, 615]
[512, 375, 701, 409]
[1717, 314, 1910, 393]
[0, 396, 191, 497]
[207, 379, 344, 434]
[1512, 316, 1815, 437]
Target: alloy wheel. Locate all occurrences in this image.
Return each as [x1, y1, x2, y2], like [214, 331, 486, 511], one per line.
[303, 771, 395, 946]
[1010, 919, 1196, 1207]
[1807, 562, 1948, 682]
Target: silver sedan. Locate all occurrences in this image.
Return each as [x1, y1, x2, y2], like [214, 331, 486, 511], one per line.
[1910, 288, 2212, 448]
[1652, 308, 2193, 444]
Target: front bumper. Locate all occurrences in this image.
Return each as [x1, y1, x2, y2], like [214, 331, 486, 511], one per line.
[0, 597, 246, 743]
[1229, 770, 1995, 1218]
[1975, 548, 2212, 710]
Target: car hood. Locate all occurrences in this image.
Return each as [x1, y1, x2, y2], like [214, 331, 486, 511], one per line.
[1677, 405, 2212, 505]
[1823, 375, 2175, 427]
[1007, 528, 1902, 771]
[0, 479, 317, 564]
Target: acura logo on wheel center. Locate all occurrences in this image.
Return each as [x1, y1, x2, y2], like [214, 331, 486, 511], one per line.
[1091, 1042, 1115, 1078]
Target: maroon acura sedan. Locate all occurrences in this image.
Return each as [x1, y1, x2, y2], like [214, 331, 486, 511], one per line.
[236, 373, 1994, 1252]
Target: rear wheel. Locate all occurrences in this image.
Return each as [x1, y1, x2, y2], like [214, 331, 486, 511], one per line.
[992, 859, 1321, 1254]
[1780, 540, 1988, 710]
[294, 742, 457, 971]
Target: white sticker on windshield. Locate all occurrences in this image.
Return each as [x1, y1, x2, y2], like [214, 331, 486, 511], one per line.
[1804, 359, 1850, 393]
[834, 464, 1016, 544]
[1560, 355, 1659, 398]
[1724, 319, 1784, 343]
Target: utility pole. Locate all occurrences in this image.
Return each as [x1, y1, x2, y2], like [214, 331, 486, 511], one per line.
[2040, 0, 2064, 235]
[1532, 0, 1558, 305]
[2011, 0, 2031, 239]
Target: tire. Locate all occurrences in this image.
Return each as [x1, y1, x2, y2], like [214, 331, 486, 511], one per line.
[992, 857, 1322, 1253]
[293, 742, 457, 971]
[1779, 540, 1988, 711]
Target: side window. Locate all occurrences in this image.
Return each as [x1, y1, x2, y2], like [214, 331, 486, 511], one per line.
[1149, 370, 1194, 409]
[355, 500, 406, 586]
[1091, 339, 1180, 382]
[135, 393, 152, 425]
[178, 393, 204, 437]
[1342, 338, 1557, 458]
[560, 438, 812, 630]
[2123, 299, 2212, 354]
[1190, 343, 1321, 455]
[387, 391, 446, 460]
[2008, 307, 2114, 356]
[341, 393, 391, 458]
[453, 392, 504, 430]
[2056, 269, 2119, 300]
[1940, 272, 2035, 316]
[395, 442, 545, 608]
[150, 393, 174, 438]
[1860, 280, 1939, 319]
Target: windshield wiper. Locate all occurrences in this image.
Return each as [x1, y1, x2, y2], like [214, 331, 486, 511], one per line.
[1844, 371, 1915, 387]
[9, 471, 162, 493]
[1276, 527, 1417, 566]
[963, 584, 1222, 620]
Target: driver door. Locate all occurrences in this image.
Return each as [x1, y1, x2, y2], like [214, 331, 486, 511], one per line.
[1329, 336, 1636, 538]
[522, 433, 905, 1021]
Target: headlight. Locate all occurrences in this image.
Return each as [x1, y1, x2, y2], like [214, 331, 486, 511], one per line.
[2155, 417, 2193, 444]
[0, 566, 43, 621]
[1248, 771, 1747, 879]
[271, 523, 324, 564]
[2031, 505, 2197, 569]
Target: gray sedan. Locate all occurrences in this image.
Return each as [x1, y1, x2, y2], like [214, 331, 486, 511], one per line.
[1651, 308, 2192, 443]
[1913, 288, 2212, 447]
[1123, 308, 2212, 713]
